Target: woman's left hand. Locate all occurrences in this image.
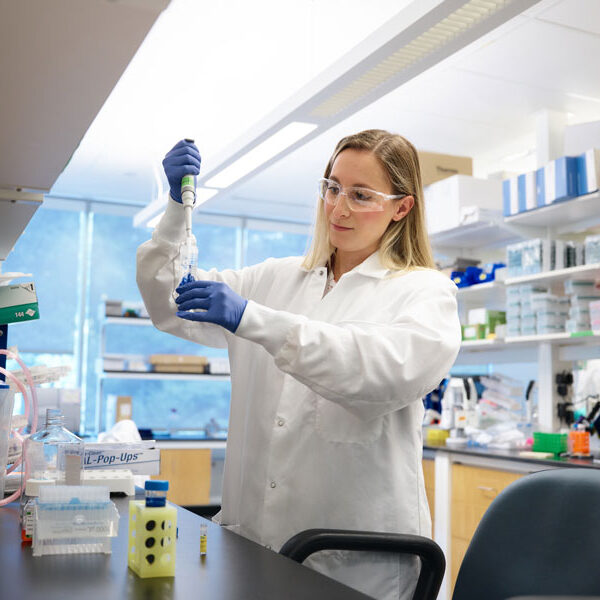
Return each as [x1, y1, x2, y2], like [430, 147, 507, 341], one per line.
[175, 280, 248, 333]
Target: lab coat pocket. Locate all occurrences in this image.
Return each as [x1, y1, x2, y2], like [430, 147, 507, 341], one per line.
[315, 396, 383, 444]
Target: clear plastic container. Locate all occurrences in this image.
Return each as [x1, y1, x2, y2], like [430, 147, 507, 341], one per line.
[21, 409, 84, 522]
[585, 234, 600, 265]
[564, 279, 597, 295]
[33, 485, 119, 556]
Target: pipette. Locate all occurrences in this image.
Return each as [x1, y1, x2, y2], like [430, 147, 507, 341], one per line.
[179, 173, 198, 285]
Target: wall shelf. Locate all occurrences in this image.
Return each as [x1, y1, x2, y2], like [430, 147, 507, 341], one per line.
[101, 371, 230, 382]
[430, 218, 521, 250]
[456, 281, 506, 307]
[504, 191, 600, 234]
[104, 316, 152, 326]
[505, 263, 600, 287]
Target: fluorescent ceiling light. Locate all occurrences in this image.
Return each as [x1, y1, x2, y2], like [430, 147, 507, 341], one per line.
[205, 122, 318, 188]
[196, 188, 220, 204]
[198, 0, 542, 198]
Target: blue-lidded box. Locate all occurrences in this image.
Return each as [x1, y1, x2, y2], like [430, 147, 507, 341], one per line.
[502, 176, 519, 216]
[544, 156, 579, 203]
[518, 172, 536, 212]
[576, 149, 600, 195]
[535, 167, 545, 207]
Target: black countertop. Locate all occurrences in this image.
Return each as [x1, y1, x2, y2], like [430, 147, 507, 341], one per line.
[423, 443, 600, 469]
[0, 492, 370, 600]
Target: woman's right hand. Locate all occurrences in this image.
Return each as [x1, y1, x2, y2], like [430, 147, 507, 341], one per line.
[162, 139, 202, 203]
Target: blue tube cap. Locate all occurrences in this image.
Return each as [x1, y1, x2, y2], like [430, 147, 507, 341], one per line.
[145, 480, 169, 491]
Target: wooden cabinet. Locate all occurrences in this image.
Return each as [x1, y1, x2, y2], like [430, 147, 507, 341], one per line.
[152, 448, 212, 506]
[422, 458, 435, 530]
[450, 463, 522, 593]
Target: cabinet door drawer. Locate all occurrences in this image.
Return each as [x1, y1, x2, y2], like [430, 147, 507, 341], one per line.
[422, 458, 435, 526]
[152, 449, 212, 506]
[452, 463, 522, 505]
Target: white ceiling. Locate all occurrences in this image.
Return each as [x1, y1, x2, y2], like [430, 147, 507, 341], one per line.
[44, 0, 600, 223]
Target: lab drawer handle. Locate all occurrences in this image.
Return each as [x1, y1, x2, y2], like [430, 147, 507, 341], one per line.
[477, 486, 497, 493]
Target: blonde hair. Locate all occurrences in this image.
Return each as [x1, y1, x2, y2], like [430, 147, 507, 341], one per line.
[302, 129, 435, 271]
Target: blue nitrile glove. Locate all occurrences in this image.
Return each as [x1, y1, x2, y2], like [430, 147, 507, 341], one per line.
[175, 280, 248, 333]
[162, 139, 201, 203]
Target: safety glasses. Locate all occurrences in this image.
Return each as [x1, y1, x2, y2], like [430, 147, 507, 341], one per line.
[318, 178, 407, 213]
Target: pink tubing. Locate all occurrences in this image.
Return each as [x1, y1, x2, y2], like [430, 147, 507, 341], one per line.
[0, 352, 39, 505]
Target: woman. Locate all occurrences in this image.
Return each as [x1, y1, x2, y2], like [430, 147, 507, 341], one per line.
[136, 129, 461, 600]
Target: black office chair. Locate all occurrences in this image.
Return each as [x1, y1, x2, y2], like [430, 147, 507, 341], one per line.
[453, 467, 600, 600]
[280, 529, 445, 600]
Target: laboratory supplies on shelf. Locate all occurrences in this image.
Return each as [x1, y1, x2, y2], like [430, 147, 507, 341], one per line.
[585, 234, 600, 265]
[32, 485, 119, 556]
[503, 149, 599, 216]
[576, 148, 600, 195]
[507, 239, 556, 278]
[590, 300, 600, 331]
[462, 308, 506, 341]
[425, 174, 502, 234]
[104, 299, 149, 319]
[452, 262, 506, 288]
[128, 480, 177, 578]
[149, 354, 208, 374]
[0, 282, 39, 324]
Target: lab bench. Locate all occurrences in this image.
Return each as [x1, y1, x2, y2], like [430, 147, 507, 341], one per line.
[423, 444, 600, 600]
[0, 491, 370, 600]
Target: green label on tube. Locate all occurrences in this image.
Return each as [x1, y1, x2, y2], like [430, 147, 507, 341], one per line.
[181, 175, 194, 189]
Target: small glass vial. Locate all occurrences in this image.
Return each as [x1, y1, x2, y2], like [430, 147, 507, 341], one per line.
[199, 523, 207, 556]
[145, 479, 169, 507]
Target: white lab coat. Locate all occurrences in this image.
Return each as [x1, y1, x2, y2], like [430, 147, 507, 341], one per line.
[136, 198, 461, 600]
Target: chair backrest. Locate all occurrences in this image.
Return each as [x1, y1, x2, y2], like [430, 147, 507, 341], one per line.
[453, 468, 600, 600]
[279, 528, 445, 600]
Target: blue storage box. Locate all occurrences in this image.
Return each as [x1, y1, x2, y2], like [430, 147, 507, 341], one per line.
[544, 156, 579, 203]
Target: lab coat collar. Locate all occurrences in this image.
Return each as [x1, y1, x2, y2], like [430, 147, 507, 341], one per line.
[307, 251, 390, 280]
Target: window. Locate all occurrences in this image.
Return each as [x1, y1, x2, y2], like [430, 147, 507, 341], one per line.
[5, 202, 310, 435]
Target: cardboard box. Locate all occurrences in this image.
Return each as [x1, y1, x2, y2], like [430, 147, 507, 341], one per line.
[0, 282, 39, 325]
[425, 175, 502, 234]
[418, 151, 472, 186]
[149, 354, 208, 366]
[462, 323, 486, 341]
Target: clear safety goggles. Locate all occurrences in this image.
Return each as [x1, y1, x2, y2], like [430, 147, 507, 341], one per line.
[318, 178, 407, 213]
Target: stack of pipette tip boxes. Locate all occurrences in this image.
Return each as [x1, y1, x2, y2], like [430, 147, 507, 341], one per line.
[128, 480, 177, 578]
[32, 485, 119, 556]
[565, 279, 600, 334]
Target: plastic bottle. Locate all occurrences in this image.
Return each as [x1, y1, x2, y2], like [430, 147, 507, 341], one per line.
[20, 408, 84, 537]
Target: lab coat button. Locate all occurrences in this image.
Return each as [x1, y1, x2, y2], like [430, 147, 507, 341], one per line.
[270, 481, 276, 488]
[277, 418, 285, 427]
[265, 544, 272, 550]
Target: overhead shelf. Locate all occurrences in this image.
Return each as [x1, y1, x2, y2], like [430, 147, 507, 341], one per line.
[504, 191, 600, 234]
[430, 218, 522, 250]
[505, 263, 600, 287]
[456, 281, 506, 306]
[456, 331, 600, 365]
